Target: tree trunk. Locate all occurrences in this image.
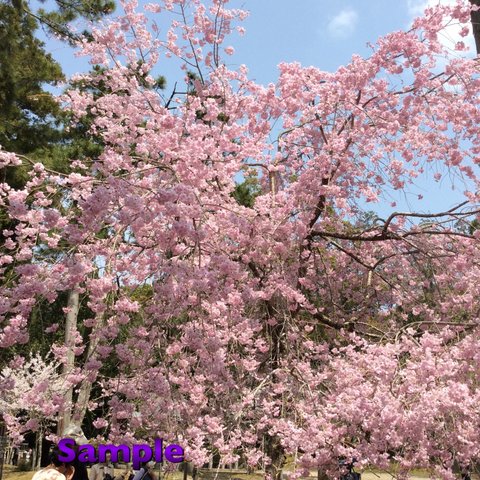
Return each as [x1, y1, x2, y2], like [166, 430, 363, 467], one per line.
[33, 430, 43, 470]
[72, 332, 100, 426]
[470, 0, 480, 54]
[57, 289, 79, 436]
[264, 434, 285, 480]
[5, 447, 12, 465]
[317, 469, 328, 480]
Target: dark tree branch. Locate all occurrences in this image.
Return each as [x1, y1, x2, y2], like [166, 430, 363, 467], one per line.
[381, 201, 471, 235]
[470, 0, 480, 54]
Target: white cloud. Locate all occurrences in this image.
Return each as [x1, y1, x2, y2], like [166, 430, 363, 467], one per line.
[327, 8, 359, 38]
[406, 0, 433, 17]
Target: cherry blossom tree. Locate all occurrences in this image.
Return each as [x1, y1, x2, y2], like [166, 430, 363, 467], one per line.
[1, 1, 480, 479]
[0, 353, 69, 466]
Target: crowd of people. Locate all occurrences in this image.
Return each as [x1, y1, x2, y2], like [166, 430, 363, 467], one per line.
[31, 427, 159, 480]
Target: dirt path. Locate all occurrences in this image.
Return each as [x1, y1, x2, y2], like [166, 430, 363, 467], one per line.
[0, 465, 443, 480]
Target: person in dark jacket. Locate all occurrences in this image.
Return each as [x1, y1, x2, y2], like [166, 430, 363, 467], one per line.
[62, 425, 89, 480]
[132, 462, 157, 480]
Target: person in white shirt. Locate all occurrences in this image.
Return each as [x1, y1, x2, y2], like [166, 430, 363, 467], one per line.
[89, 452, 116, 480]
[32, 447, 74, 480]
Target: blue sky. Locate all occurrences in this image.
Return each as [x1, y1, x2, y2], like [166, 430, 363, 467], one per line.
[43, 0, 418, 81]
[38, 0, 477, 217]
[229, 0, 413, 84]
